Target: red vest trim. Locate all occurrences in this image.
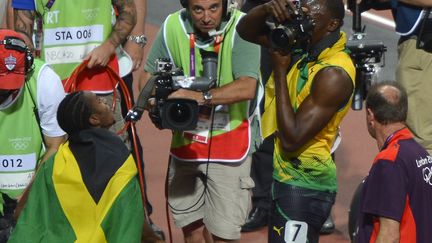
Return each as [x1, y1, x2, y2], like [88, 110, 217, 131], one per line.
[170, 119, 250, 162]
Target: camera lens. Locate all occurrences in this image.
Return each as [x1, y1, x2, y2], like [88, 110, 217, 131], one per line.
[161, 99, 199, 131]
[168, 103, 191, 124]
[270, 27, 296, 51]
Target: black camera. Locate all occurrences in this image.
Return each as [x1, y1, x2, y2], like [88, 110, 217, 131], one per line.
[347, 38, 386, 110]
[346, 0, 387, 111]
[268, 4, 315, 52]
[150, 50, 218, 131]
[416, 10, 432, 53]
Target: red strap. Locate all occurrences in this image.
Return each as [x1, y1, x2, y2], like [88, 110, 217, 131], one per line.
[214, 35, 223, 54]
[63, 57, 120, 93]
[63, 58, 122, 112]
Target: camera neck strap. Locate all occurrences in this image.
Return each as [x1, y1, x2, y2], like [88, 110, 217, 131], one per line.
[416, 8, 432, 51]
[295, 31, 340, 98]
[189, 33, 223, 77]
[296, 30, 340, 73]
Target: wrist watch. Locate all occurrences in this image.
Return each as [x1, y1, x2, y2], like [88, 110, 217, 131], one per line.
[202, 91, 213, 105]
[127, 34, 147, 48]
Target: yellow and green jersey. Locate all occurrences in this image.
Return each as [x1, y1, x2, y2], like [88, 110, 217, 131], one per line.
[262, 32, 356, 192]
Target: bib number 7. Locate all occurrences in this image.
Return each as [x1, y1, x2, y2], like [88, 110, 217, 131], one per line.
[284, 220, 308, 243]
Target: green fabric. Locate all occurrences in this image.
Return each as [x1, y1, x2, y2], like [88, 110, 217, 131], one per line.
[9, 147, 144, 243]
[101, 180, 144, 243]
[8, 156, 76, 243]
[144, 10, 260, 81]
[34, 0, 113, 80]
[164, 10, 248, 142]
[0, 59, 45, 203]
[144, 9, 261, 161]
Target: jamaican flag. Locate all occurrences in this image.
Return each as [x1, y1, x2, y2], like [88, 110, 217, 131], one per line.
[8, 128, 144, 243]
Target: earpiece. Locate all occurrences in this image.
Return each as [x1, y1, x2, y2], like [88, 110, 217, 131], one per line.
[1, 36, 34, 74]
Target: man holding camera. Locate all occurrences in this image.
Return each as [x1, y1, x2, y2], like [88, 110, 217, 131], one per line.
[141, 0, 260, 242]
[237, 0, 355, 242]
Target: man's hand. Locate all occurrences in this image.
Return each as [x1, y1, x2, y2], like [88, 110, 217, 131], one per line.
[124, 41, 144, 71]
[40, 135, 66, 163]
[270, 50, 292, 75]
[265, 0, 298, 24]
[168, 89, 204, 105]
[85, 41, 116, 68]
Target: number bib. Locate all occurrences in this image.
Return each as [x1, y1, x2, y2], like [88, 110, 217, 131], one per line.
[0, 153, 37, 190]
[284, 220, 308, 243]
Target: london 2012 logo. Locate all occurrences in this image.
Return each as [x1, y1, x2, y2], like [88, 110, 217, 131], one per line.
[423, 167, 432, 186]
[9, 137, 32, 151]
[417, 156, 432, 186]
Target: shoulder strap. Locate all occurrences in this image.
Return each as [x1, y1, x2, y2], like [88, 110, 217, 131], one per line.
[24, 71, 45, 144]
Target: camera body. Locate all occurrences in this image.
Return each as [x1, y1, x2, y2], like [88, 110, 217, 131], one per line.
[347, 38, 386, 110]
[268, 5, 315, 52]
[150, 50, 218, 131]
[346, 0, 387, 111]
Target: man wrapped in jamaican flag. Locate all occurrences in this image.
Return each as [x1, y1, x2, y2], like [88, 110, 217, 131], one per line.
[8, 91, 149, 243]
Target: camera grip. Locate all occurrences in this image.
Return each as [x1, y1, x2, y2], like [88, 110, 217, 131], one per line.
[125, 76, 157, 122]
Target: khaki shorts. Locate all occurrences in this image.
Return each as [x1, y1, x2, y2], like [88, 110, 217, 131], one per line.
[168, 156, 255, 240]
[397, 38, 432, 154]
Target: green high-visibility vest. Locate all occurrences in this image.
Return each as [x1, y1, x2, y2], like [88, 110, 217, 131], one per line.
[0, 59, 45, 199]
[35, 0, 113, 80]
[165, 10, 253, 162]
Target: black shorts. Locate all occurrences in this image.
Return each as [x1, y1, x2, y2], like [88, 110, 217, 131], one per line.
[268, 181, 336, 243]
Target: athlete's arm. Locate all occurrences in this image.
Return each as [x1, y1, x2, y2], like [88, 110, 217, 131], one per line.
[271, 51, 353, 152]
[237, 0, 297, 48]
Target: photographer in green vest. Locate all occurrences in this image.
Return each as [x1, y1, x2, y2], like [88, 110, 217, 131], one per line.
[140, 0, 261, 242]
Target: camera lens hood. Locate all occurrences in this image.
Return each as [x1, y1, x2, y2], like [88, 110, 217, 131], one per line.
[161, 98, 199, 131]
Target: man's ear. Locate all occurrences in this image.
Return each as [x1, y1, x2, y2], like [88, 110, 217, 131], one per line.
[327, 19, 341, 32]
[366, 108, 375, 124]
[89, 114, 100, 127]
